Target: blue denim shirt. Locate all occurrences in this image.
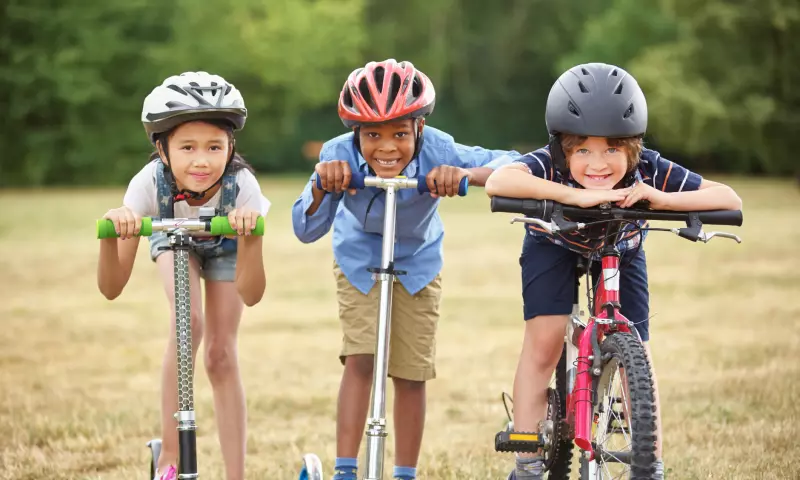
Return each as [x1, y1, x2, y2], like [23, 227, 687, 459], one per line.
[291, 126, 516, 295]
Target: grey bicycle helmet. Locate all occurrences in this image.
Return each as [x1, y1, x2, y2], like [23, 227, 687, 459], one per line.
[544, 63, 647, 179]
[546, 63, 647, 139]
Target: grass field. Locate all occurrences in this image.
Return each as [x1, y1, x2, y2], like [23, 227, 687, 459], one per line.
[1, 176, 798, 479]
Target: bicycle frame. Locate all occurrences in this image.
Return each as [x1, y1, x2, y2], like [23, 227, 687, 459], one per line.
[493, 195, 742, 471]
[564, 221, 635, 456]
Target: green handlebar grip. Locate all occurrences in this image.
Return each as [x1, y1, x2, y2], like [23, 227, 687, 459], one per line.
[96, 217, 153, 239]
[210, 216, 265, 236]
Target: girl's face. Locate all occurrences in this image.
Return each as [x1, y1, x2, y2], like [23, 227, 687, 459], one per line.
[567, 136, 629, 190]
[358, 119, 418, 178]
[158, 121, 231, 198]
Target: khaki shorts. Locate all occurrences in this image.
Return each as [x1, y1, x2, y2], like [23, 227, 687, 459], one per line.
[334, 262, 442, 382]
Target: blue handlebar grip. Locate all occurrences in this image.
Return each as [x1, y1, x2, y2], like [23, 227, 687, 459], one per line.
[416, 175, 469, 197]
[349, 172, 366, 189]
[314, 172, 366, 190]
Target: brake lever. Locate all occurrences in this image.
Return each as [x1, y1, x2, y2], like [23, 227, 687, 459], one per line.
[670, 228, 742, 244]
[698, 231, 742, 244]
[510, 216, 556, 233]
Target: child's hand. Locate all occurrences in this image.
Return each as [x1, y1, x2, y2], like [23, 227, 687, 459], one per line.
[102, 206, 141, 239]
[425, 166, 472, 198]
[314, 160, 356, 195]
[619, 183, 671, 209]
[228, 208, 261, 236]
[569, 188, 633, 208]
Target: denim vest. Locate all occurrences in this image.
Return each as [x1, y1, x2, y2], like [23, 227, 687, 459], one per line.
[154, 159, 238, 254]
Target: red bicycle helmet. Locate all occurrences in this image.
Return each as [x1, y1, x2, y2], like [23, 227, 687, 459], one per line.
[338, 59, 435, 128]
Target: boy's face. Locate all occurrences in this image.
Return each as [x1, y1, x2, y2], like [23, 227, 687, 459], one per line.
[567, 136, 628, 190]
[358, 119, 417, 178]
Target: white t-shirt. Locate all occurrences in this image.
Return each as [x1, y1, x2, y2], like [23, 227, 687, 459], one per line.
[123, 161, 271, 220]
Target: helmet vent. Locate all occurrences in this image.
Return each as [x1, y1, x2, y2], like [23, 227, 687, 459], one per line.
[386, 73, 401, 112]
[578, 81, 589, 93]
[568, 101, 580, 117]
[581, 67, 590, 75]
[374, 66, 385, 92]
[358, 77, 379, 114]
[343, 88, 354, 108]
[167, 85, 188, 96]
[614, 82, 624, 95]
[623, 104, 634, 119]
[611, 69, 619, 76]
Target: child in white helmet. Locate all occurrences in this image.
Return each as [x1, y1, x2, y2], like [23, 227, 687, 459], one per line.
[96, 71, 270, 480]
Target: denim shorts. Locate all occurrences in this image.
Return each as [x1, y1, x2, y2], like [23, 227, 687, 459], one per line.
[520, 233, 651, 341]
[148, 232, 238, 282]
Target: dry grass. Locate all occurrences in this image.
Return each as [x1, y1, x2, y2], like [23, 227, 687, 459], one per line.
[0, 176, 798, 479]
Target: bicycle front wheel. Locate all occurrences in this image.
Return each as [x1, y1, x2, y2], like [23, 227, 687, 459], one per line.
[581, 332, 657, 480]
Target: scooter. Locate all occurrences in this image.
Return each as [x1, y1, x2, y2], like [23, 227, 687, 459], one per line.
[298, 173, 468, 480]
[97, 207, 266, 479]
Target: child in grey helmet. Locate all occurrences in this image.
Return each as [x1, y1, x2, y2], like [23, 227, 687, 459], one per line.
[485, 63, 742, 479]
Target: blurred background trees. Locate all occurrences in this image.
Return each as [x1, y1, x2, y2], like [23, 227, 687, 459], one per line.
[2, 0, 797, 186]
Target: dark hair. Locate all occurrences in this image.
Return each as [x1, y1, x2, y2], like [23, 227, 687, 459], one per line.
[148, 118, 254, 174]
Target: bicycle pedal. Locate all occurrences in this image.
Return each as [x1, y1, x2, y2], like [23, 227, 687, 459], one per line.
[494, 430, 542, 453]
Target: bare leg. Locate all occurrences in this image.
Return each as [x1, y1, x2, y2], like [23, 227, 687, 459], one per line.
[392, 378, 426, 468]
[203, 280, 246, 480]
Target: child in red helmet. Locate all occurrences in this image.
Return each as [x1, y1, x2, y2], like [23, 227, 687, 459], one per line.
[292, 59, 517, 480]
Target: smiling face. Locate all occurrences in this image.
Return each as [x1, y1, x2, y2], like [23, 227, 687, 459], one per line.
[157, 121, 232, 199]
[358, 119, 418, 178]
[565, 136, 632, 190]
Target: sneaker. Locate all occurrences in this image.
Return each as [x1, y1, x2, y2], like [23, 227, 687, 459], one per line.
[153, 465, 177, 480]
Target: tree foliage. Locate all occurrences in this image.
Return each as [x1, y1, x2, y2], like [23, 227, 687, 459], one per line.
[1, 0, 796, 186]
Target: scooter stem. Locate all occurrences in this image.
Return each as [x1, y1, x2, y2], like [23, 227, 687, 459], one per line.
[364, 185, 399, 480]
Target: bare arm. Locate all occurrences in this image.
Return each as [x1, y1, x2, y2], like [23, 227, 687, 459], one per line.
[663, 179, 743, 211]
[304, 185, 329, 216]
[234, 236, 265, 307]
[97, 237, 140, 300]
[461, 167, 489, 187]
[485, 163, 576, 202]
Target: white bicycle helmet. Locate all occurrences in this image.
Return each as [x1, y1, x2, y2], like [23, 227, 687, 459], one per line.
[141, 71, 247, 144]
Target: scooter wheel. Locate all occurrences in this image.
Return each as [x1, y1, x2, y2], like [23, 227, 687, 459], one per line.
[147, 438, 162, 479]
[298, 453, 324, 480]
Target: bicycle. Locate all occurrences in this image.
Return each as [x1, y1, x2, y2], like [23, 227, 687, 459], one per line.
[489, 196, 743, 479]
[96, 207, 272, 479]
[298, 172, 469, 480]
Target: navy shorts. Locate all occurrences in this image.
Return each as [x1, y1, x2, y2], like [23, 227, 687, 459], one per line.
[520, 234, 651, 342]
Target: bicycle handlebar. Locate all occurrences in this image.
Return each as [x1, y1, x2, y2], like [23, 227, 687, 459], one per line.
[315, 172, 469, 196]
[490, 197, 743, 226]
[96, 216, 265, 239]
[490, 196, 743, 244]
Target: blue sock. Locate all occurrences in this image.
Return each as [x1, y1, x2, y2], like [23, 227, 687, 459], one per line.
[394, 466, 416, 479]
[333, 457, 357, 480]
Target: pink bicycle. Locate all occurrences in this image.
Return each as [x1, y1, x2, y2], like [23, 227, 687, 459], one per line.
[490, 196, 743, 479]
